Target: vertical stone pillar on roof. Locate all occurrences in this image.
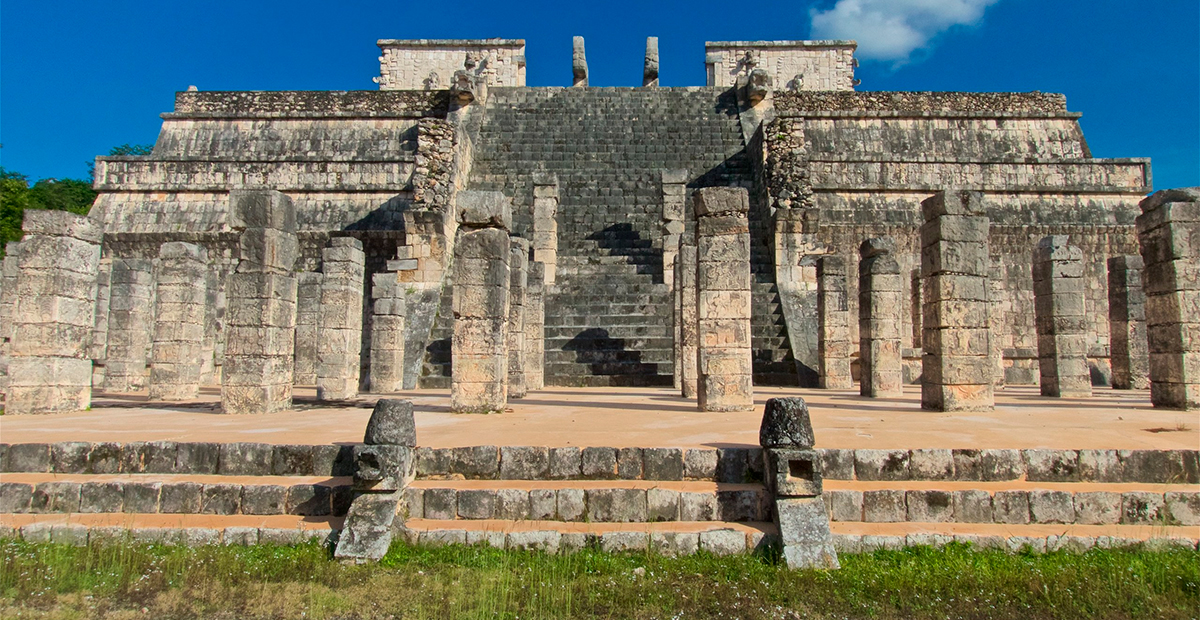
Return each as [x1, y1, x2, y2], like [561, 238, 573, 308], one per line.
[816, 255, 852, 389]
[104, 257, 155, 392]
[0, 243, 22, 397]
[1032, 235, 1091, 398]
[221, 189, 298, 414]
[694, 187, 754, 412]
[317, 237, 366, 401]
[293, 272, 322, 385]
[451, 191, 512, 413]
[644, 37, 660, 87]
[507, 238, 529, 400]
[858, 238, 903, 398]
[677, 236, 699, 399]
[572, 36, 588, 87]
[919, 190, 994, 411]
[369, 270, 406, 394]
[531, 173, 559, 286]
[148, 242, 208, 400]
[1136, 187, 1200, 409]
[525, 261, 546, 392]
[7, 210, 102, 414]
[1107, 255, 1149, 390]
[88, 257, 111, 389]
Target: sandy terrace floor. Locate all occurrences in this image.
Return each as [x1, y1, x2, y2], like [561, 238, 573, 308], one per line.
[1, 384, 1197, 450]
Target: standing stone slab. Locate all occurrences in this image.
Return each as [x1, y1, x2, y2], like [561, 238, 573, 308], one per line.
[524, 261, 546, 391]
[572, 36, 588, 87]
[369, 271, 406, 393]
[7, 211, 102, 414]
[221, 190, 298, 415]
[678, 240, 699, 399]
[859, 238, 903, 398]
[644, 37, 660, 87]
[88, 258, 111, 388]
[149, 242, 208, 400]
[817, 255, 852, 389]
[507, 238, 529, 399]
[530, 174, 558, 286]
[919, 190, 994, 411]
[1108, 255, 1149, 390]
[104, 257, 155, 392]
[317, 238, 365, 401]
[293, 272, 323, 385]
[1032, 236, 1091, 397]
[1136, 188, 1200, 410]
[0, 243, 23, 397]
[694, 187, 753, 412]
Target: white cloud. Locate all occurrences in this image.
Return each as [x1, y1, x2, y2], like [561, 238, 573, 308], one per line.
[810, 0, 1000, 65]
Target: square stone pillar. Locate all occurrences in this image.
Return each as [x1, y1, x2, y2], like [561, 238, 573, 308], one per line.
[531, 173, 558, 286]
[919, 190, 994, 411]
[677, 238, 699, 399]
[89, 258, 111, 388]
[661, 169, 687, 292]
[317, 237, 366, 401]
[816, 255, 852, 389]
[1136, 188, 1200, 409]
[1107, 255, 1149, 390]
[525, 261, 546, 391]
[0, 243, 22, 397]
[989, 259, 1007, 389]
[221, 189, 298, 415]
[149, 242, 209, 400]
[200, 268, 219, 385]
[7, 211, 102, 414]
[508, 238, 529, 399]
[369, 271, 406, 394]
[1032, 235, 1091, 397]
[452, 191, 512, 413]
[293, 272, 322, 385]
[694, 187, 753, 412]
[104, 257, 155, 392]
[858, 238, 903, 398]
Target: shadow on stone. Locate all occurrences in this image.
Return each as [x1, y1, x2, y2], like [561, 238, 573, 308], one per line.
[561, 327, 660, 384]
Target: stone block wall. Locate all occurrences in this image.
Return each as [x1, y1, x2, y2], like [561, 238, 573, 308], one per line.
[376, 39, 526, 90]
[705, 41, 856, 90]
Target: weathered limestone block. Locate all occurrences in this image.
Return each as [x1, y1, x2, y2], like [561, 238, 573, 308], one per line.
[531, 173, 558, 285]
[317, 237, 365, 401]
[7, 211, 101, 414]
[1108, 255, 1149, 390]
[369, 271, 406, 394]
[0, 243, 22, 396]
[817, 255, 852, 389]
[572, 36, 588, 87]
[920, 190, 994, 411]
[694, 187, 753, 412]
[1032, 235, 1091, 397]
[1136, 188, 1200, 410]
[293, 272, 322, 385]
[678, 240, 699, 399]
[859, 238, 903, 398]
[104, 258, 155, 392]
[644, 37, 660, 87]
[452, 191, 512, 414]
[507, 239, 529, 399]
[524, 261, 546, 391]
[149, 242, 208, 401]
[221, 190, 297, 415]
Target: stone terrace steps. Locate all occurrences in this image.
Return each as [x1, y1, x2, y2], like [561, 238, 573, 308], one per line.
[0, 513, 342, 546]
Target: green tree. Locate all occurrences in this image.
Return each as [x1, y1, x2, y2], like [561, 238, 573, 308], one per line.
[0, 169, 33, 255]
[0, 168, 99, 257]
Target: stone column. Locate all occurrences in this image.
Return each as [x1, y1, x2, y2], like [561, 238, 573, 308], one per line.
[572, 36, 588, 87]
[452, 191, 512, 413]
[89, 258, 111, 388]
[1136, 188, 1200, 409]
[694, 187, 753, 412]
[661, 170, 687, 292]
[0, 243, 22, 397]
[524, 261, 546, 391]
[507, 239, 529, 399]
[200, 268, 219, 385]
[531, 173, 559, 285]
[644, 37, 660, 87]
[919, 190, 994, 411]
[7, 211, 102, 414]
[1108, 255, 1149, 390]
[221, 189, 298, 415]
[989, 260, 1007, 389]
[369, 271, 406, 394]
[149, 242, 208, 401]
[293, 272, 323, 385]
[858, 238, 903, 398]
[678, 238, 699, 399]
[1032, 235, 1091, 397]
[317, 237, 366, 401]
[816, 255, 852, 389]
[760, 397, 839, 570]
[104, 258, 155, 392]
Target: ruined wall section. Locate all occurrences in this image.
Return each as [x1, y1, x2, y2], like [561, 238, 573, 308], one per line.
[706, 41, 856, 91]
[376, 39, 526, 90]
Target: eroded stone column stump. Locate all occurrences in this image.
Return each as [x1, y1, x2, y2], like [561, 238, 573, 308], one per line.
[293, 272, 323, 385]
[919, 190, 994, 411]
[524, 261, 546, 391]
[7, 211, 101, 414]
[452, 191, 512, 413]
[1032, 235, 1091, 397]
[1108, 255, 1149, 390]
[104, 258, 155, 392]
[858, 238, 903, 398]
[369, 271, 406, 394]
[678, 239, 699, 399]
[531, 173, 558, 286]
[817, 255, 852, 389]
[507, 238, 529, 399]
[1136, 188, 1200, 409]
[317, 238, 365, 401]
[149, 242, 208, 400]
[694, 187, 753, 412]
[221, 190, 298, 414]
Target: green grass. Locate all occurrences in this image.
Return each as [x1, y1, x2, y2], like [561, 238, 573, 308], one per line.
[1, 537, 1197, 619]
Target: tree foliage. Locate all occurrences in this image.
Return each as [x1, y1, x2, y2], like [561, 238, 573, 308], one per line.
[0, 168, 98, 257]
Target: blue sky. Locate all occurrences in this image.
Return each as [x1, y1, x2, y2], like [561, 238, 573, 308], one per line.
[1, 0, 1196, 189]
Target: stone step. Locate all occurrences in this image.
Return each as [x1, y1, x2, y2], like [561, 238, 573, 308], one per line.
[544, 373, 674, 387]
[544, 349, 675, 365]
[544, 361, 671, 379]
[544, 337, 673, 353]
[827, 521, 1199, 554]
[0, 512, 341, 546]
[544, 325, 671, 339]
[544, 302, 669, 315]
